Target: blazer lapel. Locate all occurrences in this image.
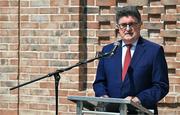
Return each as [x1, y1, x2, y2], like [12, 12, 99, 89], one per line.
[130, 37, 146, 67]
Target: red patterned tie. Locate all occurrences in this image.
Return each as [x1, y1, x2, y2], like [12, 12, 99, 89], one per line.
[122, 44, 132, 81]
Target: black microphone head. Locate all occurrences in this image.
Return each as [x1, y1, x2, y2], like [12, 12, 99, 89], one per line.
[110, 41, 120, 56]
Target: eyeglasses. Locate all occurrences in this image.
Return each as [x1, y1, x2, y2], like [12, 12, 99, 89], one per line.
[116, 22, 139, 30]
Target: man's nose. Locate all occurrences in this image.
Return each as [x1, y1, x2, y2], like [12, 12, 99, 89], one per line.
[125, 25, 131, 31]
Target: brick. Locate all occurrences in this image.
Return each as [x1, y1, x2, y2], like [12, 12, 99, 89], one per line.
[21, 23, 39, 29]
[70, 30, 80, 36]
[21, 15, 29, 21]
[143, 22, 163, 30]
[50, 0, 69, 6]
[164, 94, 177, 103]
[167, 61, 180, 68]
[0, 8, 18, 14]
[59, 97, 75, 105]
[0, 16, 8, 21]
[40, 8, 59, 14]
[29, 103, 48, 110]
[175, 85, 180, 93]
[10, 59, 18, 65]
[70, 0, 80, 5]
[177, 96, 180, 103]
[69, 105, 76, 112]
[61, 7, 80, 14]
[87, 0, 95, 6]
[59, 53, 79, 59]
[161, 14, 177, 21]
[21, 30, 54, 36]
[9, 15, 18, 21]
[49, 45, 68, 51]
[71, 15, 80, 21]
[30, 0, 50, 7]
[97, 30, 115, 37]
[161, 0, 178, 5]
[40, 82, 55, 89]
[31, 15, 49, 22]
[169, 77, 180, 84]
[150, 0, 162, 5]
[158, 108, 177, 115]
[85, 7, 99, 14]
[165, 6, 177, 14]
[1, 52, 18, 58]
[0, 59, 8, 65]
[165, 22, 177, 29]
[68, 91, 86, 96]
[143, 6, 164, 14]
[141, 14, 148, 21]
[50, 15, 70, 21]
[164, 45, 177, 53]
[176, 69, 180, 76]
[9, 103, 18, 109]
[49, 60, 69, 67]
[20, 52, 38, 58]
[97, 15, 115, 22]
[60, 22, 79, 29]
[87, 22, 99, 29]
[18, 103, 29, 109]
[176, 46, 180, 52]
[1, 81, 18, 87]
[40, 23, 58, 29]
[0, 23, 18, 29]
[0, 103, 8, 108]
[19, 110, 54, 115]
[20, 1, 29, 7]
[127, 0, 148, 6]
[20, 8, 38, 14]
[0, 1, 9, 7]
[60, 83, 79, 89]
[60, 37, 79, 44]
[0, 110, 17, 115]
[96, 0, 116, 6]
[0, 44, 8, 50]
[58, 105, 69, 112]
[177, 5, 180, 13]
[161, 30, 177, 37]
[9, 1, 18, 7]
[49, 90, 68, 96]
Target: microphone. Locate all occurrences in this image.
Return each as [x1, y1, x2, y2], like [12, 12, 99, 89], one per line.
[110, 41, 120, 56]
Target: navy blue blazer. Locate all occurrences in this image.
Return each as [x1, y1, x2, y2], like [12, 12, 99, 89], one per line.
[93, 37, 169, 112]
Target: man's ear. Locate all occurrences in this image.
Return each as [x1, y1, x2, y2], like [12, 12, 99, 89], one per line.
[115, 29, 119, 37]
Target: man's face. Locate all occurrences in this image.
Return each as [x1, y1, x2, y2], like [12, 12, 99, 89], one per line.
[117, 16, 141, 44]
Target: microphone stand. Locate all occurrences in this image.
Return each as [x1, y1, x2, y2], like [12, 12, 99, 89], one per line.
[10, 50, 114, 115]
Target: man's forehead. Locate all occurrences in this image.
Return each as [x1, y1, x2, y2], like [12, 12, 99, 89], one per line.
[118, 16, 137, 23]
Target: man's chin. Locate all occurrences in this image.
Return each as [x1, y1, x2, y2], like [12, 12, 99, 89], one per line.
[124, 36, 133, 40]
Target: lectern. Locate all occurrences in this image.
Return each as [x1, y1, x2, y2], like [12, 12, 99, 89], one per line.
[68, 96, 154, 115]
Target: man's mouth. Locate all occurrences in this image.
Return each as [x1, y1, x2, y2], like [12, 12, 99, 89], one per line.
[125, 33, 133, 36]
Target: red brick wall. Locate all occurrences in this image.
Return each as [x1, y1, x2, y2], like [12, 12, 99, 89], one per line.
[0, 0, 179, 115]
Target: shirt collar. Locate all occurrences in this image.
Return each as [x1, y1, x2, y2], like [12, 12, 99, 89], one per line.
[122, 39, 138, 47]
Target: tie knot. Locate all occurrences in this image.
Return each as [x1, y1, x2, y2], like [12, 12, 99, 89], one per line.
[126, 44, 132, 48]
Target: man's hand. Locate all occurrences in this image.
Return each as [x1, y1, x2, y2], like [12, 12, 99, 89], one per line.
[100, 95, 109, 98]
[125, 96, 141, 104]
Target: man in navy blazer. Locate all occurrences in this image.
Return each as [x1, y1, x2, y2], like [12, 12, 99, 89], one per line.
[93, 6, 169, 114]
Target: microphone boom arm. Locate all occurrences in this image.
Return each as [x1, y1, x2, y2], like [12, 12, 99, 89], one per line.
[10, 49, 113, 90]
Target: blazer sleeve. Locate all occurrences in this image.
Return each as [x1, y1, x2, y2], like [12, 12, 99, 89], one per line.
[137, 46, 169, 108]
[93, 47, 108, 97]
